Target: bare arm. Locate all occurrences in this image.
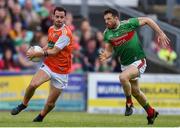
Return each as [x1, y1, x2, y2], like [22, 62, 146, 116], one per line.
[99, 43, 113, 63]
[138, 17, 170, 48]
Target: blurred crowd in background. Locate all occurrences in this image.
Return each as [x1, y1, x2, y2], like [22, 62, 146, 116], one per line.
[0, 0, 120, 73]
[0, 0, 177, 73]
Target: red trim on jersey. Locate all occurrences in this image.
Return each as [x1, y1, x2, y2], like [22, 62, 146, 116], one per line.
[137, 59, 145, 69]
[111, 31, 135, 46]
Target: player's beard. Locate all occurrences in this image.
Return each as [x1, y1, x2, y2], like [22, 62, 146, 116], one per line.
[107, 22, 116, 29]
[55, 22, 63, 29]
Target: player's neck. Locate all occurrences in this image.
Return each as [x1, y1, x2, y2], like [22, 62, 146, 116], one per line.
[112, 21, 120, 30]
[54, 24, 64, 30]
[115, 21, 120, 28]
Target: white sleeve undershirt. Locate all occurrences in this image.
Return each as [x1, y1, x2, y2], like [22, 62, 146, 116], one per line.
[55, 35, 70, 50]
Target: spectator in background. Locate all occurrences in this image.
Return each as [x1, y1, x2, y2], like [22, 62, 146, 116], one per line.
[0, 0, 5, 7]
[71, 33, 84, 73]
[9, 21, 33, 49]
[7, 0, 15, 10]
[16, 43, 37, 70]
[40, 0, 54, 34]
[65, 12, 75, 32]
[21, 0, 40, 29]
[0, 23, 16, 54]
[43, 0, 54, 13]
[95, 31, 105, 50]
[0, 7, 11, 25]
[31, 25, 43, 46]
[79, 18, 97, 49]
[0, 47, 20, 72]
[9, 3, 27, 28]
[157, 47, 177, 65]
[82, 38, 99, 71]
[152, 37, 177, 65]
[40, 12, 52, 34]
[18, 0, 41, 13]
[9, 21, 24, 47]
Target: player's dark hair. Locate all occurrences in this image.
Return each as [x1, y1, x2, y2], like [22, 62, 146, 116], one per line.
[104, 8, 120, 18]
[53, 6, 66, 16]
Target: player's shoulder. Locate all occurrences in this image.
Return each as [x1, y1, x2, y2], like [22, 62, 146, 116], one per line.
[48, 25, 54, 33]
[120, 18, 138, 25]
[120, 19, 130, 25]
[63, 25, 73, 36]
[49, 25, 54, 30]
[103, 28, 109, 35]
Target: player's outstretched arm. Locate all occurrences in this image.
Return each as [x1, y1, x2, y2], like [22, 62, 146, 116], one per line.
[138, 17, 170, 48]
[99, 43, 113, 63]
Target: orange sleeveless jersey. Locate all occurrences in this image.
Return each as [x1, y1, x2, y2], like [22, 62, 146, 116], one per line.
[44, 25, 73, 74]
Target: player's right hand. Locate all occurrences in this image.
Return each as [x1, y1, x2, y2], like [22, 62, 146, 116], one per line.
[157, 31, 170, 48]
[26, 47, 35, 59]
[99, 50, 108, 63]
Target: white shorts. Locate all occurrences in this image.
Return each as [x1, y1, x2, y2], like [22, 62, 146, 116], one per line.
[121, 58, 147, 79]
[39, 64, 68, 89]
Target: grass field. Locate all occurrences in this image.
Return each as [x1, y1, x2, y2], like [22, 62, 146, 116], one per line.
[0, 111, 180, 127]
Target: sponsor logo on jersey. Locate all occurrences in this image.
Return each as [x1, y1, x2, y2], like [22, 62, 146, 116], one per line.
[48, 41, 55, 48]
[110, 31, 135, 46]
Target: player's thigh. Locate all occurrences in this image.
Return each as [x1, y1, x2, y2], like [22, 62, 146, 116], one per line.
[46, 85, 62, 104]
[30, 69, 50, 88]
[121, 65, 139, 80]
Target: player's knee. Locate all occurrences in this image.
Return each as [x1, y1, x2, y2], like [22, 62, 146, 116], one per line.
[119, 74, 129, 84]
[29, 82, 40, 89]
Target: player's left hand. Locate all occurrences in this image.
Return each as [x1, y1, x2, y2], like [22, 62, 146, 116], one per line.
[157, 32, 170, 48]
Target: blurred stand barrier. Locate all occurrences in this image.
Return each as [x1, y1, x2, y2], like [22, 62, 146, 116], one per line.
[57, 0, 139, 7]
[88, 73, 180, 115]
[0, 72, 86, 111]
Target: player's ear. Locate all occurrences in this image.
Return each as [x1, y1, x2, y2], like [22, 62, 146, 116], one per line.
[115, 16, 119, 21]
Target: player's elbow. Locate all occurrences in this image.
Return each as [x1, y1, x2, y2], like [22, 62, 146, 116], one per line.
[139, 17, 153, 26]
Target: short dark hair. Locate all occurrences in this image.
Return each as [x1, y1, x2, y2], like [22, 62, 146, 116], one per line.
[104, 8, 120, 18]
[53, 6, 66, 16]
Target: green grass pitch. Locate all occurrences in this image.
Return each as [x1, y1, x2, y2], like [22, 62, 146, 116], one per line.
[0, 111, 180, 127]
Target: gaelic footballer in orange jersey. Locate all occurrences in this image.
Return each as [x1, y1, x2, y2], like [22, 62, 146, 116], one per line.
[44, 24, 73, 74]
[11, 7, 74, 122]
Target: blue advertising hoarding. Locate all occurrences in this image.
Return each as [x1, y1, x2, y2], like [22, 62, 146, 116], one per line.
[97, 82, 125, 98]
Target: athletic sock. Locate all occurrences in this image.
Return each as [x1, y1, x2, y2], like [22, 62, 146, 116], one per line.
[143, 103, 154, 117]
[126, 95, 133, 105]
